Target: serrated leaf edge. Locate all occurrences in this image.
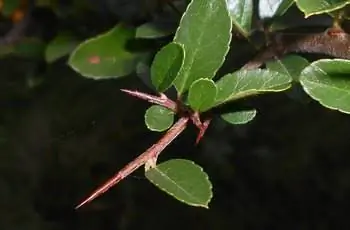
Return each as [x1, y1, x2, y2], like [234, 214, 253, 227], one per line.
[173, 0, 233, 94]
[144, 105, 175, 132]
[299, 59, 350, 114]
[146, 159, 213, 208]
[295, 0, 350, 18]
[221, 109, 257, 125]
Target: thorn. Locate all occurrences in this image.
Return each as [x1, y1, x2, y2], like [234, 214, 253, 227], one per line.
[75, 117, 190, 209]
[75, 173, 124, 209]
[195, 118, 211, 145]
[120, 89, 177, 111]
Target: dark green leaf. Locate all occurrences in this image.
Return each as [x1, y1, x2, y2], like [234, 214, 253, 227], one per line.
[215, 69, 292, 106]
[145, 159, 212, 208]
[188, 79, 217, 112]
[151, 42, 184, 92]
[173, 0, 232, 94]
[266, 55, 309, 82]
[300, 59, 350, 113]
[45, 34, 79, 63]
[13, 38, 45, 59]
[144, 105, 175, 132]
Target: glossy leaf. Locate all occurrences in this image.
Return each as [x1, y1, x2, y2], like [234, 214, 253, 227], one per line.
[300, 59, 350, 113]
[173, 0, 232, 94]
[151, 43, 184, 92]
[215, 69, 292, 105]
[266, 55, 309, 82]
[144, 105, 175, 132]
[145, 159, 212, 208]
[295, 0, 350, 17]
[259, 0, 294, 19]
[69, 24, 141, 80]
[188, 79, 217, 112]
[221, 109, 257, 125]
[226, 0, 253, 36]
[45, 34, 79, 63]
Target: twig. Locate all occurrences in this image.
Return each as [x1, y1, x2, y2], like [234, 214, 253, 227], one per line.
[75, 116, 190, 209]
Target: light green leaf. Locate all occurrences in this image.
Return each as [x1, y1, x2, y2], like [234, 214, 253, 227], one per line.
[145, 159, 212, 208]
[300, 59, 350, 113]
[295, 0, 350, 17]
[221, 109, 257, 124]
[226, 0, 253, 37]
[45, 34, 79, 63]
[68, 24, 142, 80]
[151, 43, 184, 92]
[173, 0, 232, 94]
[259, 0, 294, 18]
[215, 69, 292, 105]
[266, 55, 310, 82]
[144, 105, 175, 132]
[188, 79, 217, 112]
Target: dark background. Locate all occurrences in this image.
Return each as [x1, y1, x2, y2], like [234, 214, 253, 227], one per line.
[1, 0, 350, 229]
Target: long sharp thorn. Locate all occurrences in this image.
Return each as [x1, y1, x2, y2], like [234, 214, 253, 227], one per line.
[120, 89, 177, 111]
[75, 117, 189, 209]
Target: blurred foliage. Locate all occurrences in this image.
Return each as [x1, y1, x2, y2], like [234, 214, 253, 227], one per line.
[1, 0, 350, 229]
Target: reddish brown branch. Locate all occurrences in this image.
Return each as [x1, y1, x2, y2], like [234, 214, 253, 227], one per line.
[75, 116, 190, 209]
[243, 27, 350, 70]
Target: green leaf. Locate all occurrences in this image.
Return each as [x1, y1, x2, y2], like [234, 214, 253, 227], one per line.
[259, 0, 294, 18]
[221, 109, 257, 125]
[136, 22, 174, 39]
[1, 0, 21, 17]
[173, 0, 232, 94]
[188, 79, 217, 112]
[68, 24, 141, 80]
[295, 0, 350, 17]
[266, 55, 310, 82]
[215, 69, 292, 106]
[226, 0, 253, 37]
[299, 59, 350, 113]
[144, 105, 175, 132]
[145, 159, 212, 208]
[45, 34, 79, 63]
[151, 43, 184, 92]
